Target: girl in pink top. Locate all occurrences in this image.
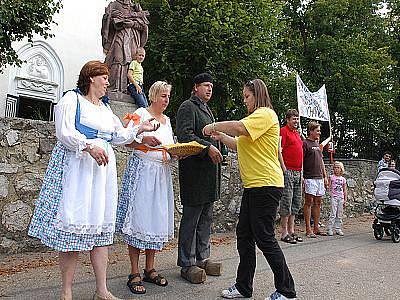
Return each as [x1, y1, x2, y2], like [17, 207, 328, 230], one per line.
[327, 161, 347, 236]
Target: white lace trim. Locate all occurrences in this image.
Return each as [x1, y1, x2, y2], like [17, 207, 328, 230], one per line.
[75, 139, 88, 158]
[54, 217, 116, 234]
[121, 228, 174, 243]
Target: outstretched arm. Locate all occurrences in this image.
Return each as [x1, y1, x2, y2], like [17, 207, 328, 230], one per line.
[211, 132, 237, 151]
[203, 121, 249, 137]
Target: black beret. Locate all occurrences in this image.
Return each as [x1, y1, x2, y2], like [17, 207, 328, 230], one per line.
[193, 72, 213, 85]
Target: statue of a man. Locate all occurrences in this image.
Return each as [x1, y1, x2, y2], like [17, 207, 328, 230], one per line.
[101, 0, 149, 93]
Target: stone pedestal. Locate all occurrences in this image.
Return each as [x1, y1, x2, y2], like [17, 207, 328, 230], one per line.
[108, 91, 137, 122]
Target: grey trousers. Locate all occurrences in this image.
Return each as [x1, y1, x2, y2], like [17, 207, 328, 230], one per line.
[177, 202, 213, 267]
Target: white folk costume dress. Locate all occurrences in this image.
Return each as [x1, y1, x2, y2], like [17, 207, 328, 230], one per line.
[28, 90, 142, 252]
[116, 107, 174, 250]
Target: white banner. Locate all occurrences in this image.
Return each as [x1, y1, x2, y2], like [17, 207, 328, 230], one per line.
[296, 75, 330, 122]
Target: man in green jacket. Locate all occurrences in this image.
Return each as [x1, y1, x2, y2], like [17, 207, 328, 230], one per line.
[176, 73, 223, 284]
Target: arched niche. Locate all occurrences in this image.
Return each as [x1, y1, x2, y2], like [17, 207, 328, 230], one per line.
[6, 41, 64, 120]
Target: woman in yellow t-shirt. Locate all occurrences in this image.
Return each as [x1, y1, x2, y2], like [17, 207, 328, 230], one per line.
[202, 79, 296, 300]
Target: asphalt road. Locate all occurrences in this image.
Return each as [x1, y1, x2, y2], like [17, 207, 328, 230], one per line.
[1, 215, 400, 300]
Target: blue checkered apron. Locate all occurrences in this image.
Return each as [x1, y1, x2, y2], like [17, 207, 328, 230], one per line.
[115, 155, 166, 250]
[28, 142, 113, 252]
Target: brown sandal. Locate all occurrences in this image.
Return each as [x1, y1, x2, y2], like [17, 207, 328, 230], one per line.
[306, 232, 317, 238]
[143, 268, 168, 287]
[127, 273, 146, 294]
[314, 230, 327, 236]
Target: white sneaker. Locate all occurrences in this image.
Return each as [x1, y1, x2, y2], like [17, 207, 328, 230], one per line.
[265, 291, 296, 300]
[327, 229, 333, 236]
[221, 285, 246, 299]
[336, 229, 344, 236]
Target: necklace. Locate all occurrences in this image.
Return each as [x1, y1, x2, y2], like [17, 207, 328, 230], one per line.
[146, 107, 165, 124]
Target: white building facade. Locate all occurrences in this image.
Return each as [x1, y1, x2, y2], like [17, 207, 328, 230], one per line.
[0, 0, 111, 120]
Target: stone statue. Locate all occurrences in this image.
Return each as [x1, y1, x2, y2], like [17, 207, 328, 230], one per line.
[101, 0, 149, 93]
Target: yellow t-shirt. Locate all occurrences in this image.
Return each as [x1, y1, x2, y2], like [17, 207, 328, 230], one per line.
[129, 60, 144, 84]
[237, 107, 284, 188]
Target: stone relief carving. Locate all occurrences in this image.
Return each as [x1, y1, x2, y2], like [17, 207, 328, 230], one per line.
[19, 80, 54, 93]
[26, 56, 50, 80]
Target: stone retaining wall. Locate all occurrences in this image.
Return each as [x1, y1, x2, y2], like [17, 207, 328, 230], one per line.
[321, 158, 377, 218]
[0, 117, 378, 253]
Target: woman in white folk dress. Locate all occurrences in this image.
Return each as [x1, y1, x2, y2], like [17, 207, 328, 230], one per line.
[116, 81, 175, 294]
[28, 61, 159, 300]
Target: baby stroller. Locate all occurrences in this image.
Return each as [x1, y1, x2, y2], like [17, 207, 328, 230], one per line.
[372, 168, 400, 243]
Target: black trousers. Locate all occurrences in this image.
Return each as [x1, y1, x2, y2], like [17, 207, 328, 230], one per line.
[235, 186, 296, 299]
[177, 202, 213, 267]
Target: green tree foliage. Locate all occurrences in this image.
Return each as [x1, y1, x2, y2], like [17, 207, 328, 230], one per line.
[386, 0, 400, 110]
[0, 0, 62, 69]
[281, 0, 399, 159]
[139, 0, 399, 159]
[140, 0, 284, 121]
[384, 0, 400, 159]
